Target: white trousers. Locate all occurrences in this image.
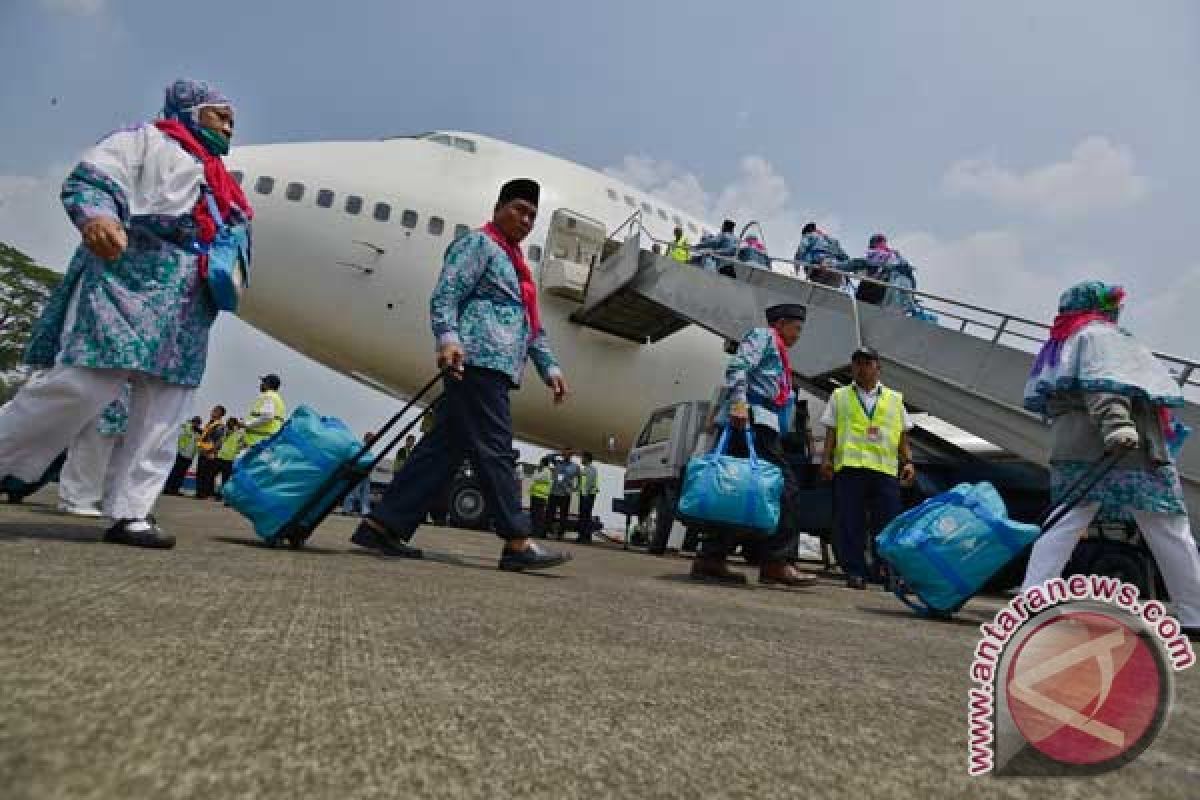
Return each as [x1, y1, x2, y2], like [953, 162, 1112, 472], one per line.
[58, 421, 121, 510]
[0, 366, 193, 520]
[1022, 502, 1200, 626]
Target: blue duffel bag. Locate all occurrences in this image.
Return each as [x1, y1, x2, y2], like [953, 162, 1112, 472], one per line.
[677, 427, 783, 536]
[876, 482, 1041, 616]
[223, 406, 364, 541]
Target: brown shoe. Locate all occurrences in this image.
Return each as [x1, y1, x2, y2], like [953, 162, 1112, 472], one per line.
[759, 563, 818, 587]
[690, 557, 748, 585]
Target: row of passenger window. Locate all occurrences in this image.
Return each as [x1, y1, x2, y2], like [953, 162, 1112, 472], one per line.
[233, 171, 474, 241]
[604, 187, 705, 237]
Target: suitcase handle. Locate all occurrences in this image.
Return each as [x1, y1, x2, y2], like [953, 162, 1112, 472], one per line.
[348, 369, 447, 474]
[273, 370, 447, 546]
[1038, 450, 1125, 532]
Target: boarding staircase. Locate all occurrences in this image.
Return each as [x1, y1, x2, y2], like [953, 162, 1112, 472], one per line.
[565, 228, 1200, 523]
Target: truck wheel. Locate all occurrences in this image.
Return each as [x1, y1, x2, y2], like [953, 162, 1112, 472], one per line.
[448, 479, 488, 530]
[1087, 542, 1155, 599]
[646, 489, 676, 555]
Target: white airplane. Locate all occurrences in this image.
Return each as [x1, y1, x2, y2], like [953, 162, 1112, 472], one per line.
[228, 130, 738, 461]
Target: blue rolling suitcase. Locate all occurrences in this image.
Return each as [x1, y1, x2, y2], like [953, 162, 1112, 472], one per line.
[877, 452, 1121, 617]
[224, 372, 443, 548]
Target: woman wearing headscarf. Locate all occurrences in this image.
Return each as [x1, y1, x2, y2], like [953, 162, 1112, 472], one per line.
[1021, 281, 1200, 632]
[0, 78, 252, 548]
[854, 233, 916, 309]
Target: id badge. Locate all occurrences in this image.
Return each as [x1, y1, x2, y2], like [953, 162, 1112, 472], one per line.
[866, 425, 883, 443]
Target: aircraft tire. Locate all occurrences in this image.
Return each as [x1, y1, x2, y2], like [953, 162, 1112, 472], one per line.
[447, 478, 489, 530]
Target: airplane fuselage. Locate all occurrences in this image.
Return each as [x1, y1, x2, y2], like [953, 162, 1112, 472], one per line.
[228, 132, 729, 459]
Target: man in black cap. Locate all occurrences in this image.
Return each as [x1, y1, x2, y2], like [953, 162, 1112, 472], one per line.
[819, 347, 916, 589]
[690, 303, 817, 587]
[353, 178, 572, 572]
[243, 373, 286, 447]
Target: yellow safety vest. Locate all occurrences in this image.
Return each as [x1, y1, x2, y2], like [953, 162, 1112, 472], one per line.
[530, 468, 552, 500]
[669, 236, 690, 263]
[177, 424, 198, 459]
[244, 390, 286, 445]
[831, 384, 904, 477]
[579, 466, 599, 496]
[217, 429, 245, 461]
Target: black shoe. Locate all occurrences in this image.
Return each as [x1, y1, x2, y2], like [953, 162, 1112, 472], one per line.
[499, 543, 571, 572]
[103, 519, 176, 549]
[846, 575, 868, 590]
[1184, 627, 1200, 642]
[350, 522, 423, 558]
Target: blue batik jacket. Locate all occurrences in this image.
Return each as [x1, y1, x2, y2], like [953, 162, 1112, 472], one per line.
[431, 231, 561, 386]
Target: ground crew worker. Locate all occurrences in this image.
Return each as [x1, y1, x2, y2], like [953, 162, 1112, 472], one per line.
[529, 456, 553, 538]
[163, 417, 203, 495]
[194, 404, 227, 499]
[577, 451, 600, 544]
[244, 374, 285, 446]
[213, 417, 245, 497]
[669, 226, 690, 263]
[819, 347, 916, 589]
[547, 446, 580, 539]
[690, 303, 817, 587]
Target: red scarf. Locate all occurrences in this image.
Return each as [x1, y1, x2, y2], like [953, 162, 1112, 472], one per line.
[771, 327, 793, 408]
[154, 119, 254, 264]
[1047, 309, 1112, 343]
[482, 222, 543, 337]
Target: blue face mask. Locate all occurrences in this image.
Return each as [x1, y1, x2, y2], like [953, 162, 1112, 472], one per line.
[197, 127, 230, 156]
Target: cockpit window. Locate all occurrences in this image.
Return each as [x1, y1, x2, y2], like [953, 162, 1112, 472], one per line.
[452, 137, 476, 153]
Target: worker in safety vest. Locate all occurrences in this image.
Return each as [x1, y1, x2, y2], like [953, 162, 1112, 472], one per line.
[163, 416, 203, 495]
[213, 417, 245, 498]
[528, 456, 553, 538]
[244, 373, 286, 446]
[668, 226, 690, 263]
[576, 451, 600, 544]
[819, 347, 916, 589]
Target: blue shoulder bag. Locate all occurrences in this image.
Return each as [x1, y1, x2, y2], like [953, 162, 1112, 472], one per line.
[677, 427, 783, 535]
[200, 188, 251, 313]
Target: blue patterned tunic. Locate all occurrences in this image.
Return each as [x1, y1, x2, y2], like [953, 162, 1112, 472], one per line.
[24, 124, 242, 387]
[721, 327, 795, 432]
[96, 384, 131, 436]
[430, 231, 560, 387]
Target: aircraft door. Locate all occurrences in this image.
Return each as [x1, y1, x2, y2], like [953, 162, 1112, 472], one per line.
[540, 209, 606, 302]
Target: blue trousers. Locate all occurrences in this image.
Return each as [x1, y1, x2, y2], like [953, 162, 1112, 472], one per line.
[833, 467, 901, 579]
[370, 367, 527, 541]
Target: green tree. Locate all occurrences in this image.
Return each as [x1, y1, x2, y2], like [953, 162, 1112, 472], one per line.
[0, 242, 62, 403]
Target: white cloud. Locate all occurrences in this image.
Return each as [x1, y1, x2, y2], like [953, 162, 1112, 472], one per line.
[604, 154, 838, 258]
[0, 167, 77, 270]
[40, 0, 106, 15]
[890, 228, 1123, 337]
[1124, 264, 1200, 357]
[943, 136, 1149, 220]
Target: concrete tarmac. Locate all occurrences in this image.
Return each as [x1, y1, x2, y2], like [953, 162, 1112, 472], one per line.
[1, 492, 1197, 800]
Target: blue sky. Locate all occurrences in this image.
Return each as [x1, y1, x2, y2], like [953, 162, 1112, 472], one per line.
[2, 0, 1198, 523]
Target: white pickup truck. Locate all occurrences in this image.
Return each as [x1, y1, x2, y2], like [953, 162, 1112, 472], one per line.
[622, 398, 715, 553]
